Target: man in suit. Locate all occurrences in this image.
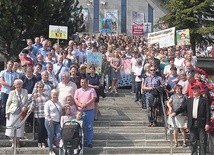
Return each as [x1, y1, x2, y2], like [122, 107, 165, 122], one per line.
[170, 85, 210, 155]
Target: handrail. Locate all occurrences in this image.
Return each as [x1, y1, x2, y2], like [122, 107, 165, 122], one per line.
[159, 90, 168, 140]
[7, 98, 32, 128]
[6, 111, 32, 155]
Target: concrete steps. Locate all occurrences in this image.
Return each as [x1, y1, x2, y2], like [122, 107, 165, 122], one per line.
[0, 90, 192, 154]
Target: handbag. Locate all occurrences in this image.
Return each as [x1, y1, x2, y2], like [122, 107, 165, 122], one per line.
[20, 110, 28, 121]
[151, 88, 159, 97]
[14, 90, 27, 121]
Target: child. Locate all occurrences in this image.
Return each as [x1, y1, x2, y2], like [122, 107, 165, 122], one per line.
[65, 95, 77, 119]
[60, 103, 73, 128]
[59, 104, 73, 152]
[72, 110, 83, 128]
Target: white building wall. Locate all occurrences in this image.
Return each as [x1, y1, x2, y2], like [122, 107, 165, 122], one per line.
[78, 0, 167, 35]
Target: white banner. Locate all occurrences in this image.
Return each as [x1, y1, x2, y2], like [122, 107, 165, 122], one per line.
[148, 27, 175, 48]
[105, 10, 118, 34]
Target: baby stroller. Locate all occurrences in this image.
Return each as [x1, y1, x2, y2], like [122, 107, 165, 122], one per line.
[148, 85, 165, 125]
[59, 120, 84, 155]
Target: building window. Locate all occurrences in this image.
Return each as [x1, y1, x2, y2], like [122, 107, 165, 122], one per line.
[121, 0, 127, 33]
[148, 4, 153, 32]
[93, 0, 100, 33]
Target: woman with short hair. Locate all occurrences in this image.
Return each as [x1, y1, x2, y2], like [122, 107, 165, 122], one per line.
[5, 79, 28, 148]
[44, 89, 62, 155]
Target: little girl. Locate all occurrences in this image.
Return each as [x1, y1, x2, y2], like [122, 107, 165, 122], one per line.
[65, 95, 77, 119]
[60, 103, 73, 128]
[59, 103, 73, 149]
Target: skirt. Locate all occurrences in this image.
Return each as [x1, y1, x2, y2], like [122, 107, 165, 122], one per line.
[167, 115, 187, 128]
[5, 113, 25, 138]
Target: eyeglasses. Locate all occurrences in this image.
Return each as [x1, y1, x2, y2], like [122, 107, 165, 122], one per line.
[36, 86, 43, 88]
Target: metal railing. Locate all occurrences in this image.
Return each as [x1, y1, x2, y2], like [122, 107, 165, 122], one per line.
[159, 89, 175, 155]
[6, 111, 32, 155]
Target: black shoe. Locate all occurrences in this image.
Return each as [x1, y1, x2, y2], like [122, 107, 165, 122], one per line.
[142, 105, 147, 109]
[134, 99, 139, 102]
[87, 144, 93, 148]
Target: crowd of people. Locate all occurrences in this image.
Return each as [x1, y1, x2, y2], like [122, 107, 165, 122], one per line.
[0, 33, 213, 155]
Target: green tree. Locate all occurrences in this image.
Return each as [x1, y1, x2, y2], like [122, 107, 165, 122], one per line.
[158, 0, 214, 49]
[0, 0, 83, 59]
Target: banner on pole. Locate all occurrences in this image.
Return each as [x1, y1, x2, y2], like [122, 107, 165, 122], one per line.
[148, 27, 175, 48]
[49, 25, 68, 40]
[86, 52, 103, 74]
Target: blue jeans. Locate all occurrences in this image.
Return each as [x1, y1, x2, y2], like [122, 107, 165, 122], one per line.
[44, 120, 61, 151]
[145, 92, 156, 124]
[83, 109, 94, 145]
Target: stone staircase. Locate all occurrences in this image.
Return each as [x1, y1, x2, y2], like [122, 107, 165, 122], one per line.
[0, 89, 192, 154]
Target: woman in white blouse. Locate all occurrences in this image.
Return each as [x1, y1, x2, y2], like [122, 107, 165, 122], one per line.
[5, 79, 28, 148]
[44, 89, 62, 155]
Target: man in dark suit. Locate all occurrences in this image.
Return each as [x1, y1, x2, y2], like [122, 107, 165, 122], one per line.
[170, 85, 210, 155]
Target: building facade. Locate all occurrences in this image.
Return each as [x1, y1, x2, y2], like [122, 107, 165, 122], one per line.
[78, 0, 167, 35]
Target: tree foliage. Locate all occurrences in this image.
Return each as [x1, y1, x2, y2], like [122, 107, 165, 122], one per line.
[158, 0, 214, 49]
[0, 0, 83, 59]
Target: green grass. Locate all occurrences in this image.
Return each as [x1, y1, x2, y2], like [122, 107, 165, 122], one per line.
[212, 75, 214, 81]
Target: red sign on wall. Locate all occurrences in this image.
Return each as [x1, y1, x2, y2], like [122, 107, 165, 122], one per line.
[132, 24, 144, 36]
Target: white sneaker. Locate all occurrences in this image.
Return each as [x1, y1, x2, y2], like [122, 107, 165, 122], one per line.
[49, 151, 56, 155]
[41, 143, 46, 148]
[51, 151, 56, 155]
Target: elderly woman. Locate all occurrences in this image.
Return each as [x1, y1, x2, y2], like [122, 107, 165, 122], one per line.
[57, 72, 77, 106]
[5, 79, 28, 148]
[44, 89, 62, 155]
[28, 82, 50, 148]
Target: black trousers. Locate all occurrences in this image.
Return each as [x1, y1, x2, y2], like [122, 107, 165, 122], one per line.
[35, 118, 47, 143]
[190, 120, 207, 155]
[0, 93, 9, 125]
[209, 133, 214, 155]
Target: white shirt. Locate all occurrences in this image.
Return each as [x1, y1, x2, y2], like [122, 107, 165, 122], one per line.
[192, 97, 199, 119]
[131, 57, 137, 72]
[57, 81, 77, 106]
[174, 57, 185, 70]
[134, 66, 143, 82]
